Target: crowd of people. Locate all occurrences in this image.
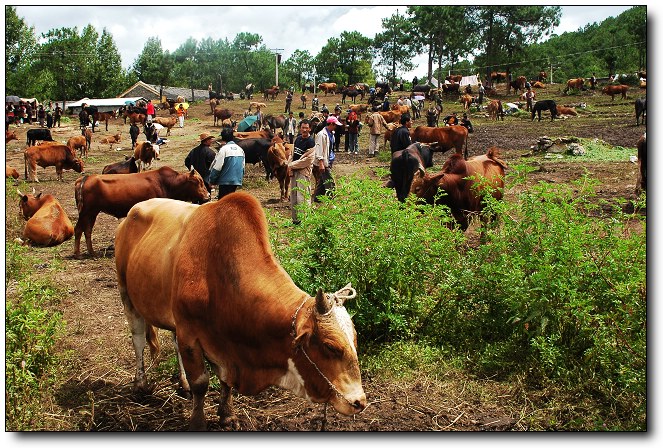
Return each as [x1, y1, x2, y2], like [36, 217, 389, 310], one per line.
[5, 100, 61, 131]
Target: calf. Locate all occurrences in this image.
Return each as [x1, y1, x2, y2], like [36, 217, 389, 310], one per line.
[102, 156, 139, 174]
[6, 163, 20, 179]
[487, 100, 504, 121]
[531, 100, 557, 122]
[267, 137, 291, 201]
[556, 105, 578, 116]
[411, 147, 507, 231]
[133, 141, 156, 172]
[389, 142, 434, 202]
[6, 130, 18, 144]
[635, 98, 646, 126]
[26, 128, 54, 146]
[564, 78, 585, 93]
[24, 144, 84, 182]
[73, 166, 210, 257]
[17, 189, 74, 246]
[100, 132, 122, 149]
[67, 135, 90, 159]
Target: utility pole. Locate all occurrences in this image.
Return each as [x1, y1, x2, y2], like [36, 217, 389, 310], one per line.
[270, 48, 284, 87]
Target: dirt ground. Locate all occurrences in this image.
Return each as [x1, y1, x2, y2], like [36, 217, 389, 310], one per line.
[4, 85, 645, 431]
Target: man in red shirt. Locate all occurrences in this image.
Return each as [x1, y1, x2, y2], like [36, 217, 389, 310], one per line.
[146, 99, 155, 123]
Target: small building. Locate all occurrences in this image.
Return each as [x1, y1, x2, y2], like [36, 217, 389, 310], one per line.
[118, 81, 209, 103]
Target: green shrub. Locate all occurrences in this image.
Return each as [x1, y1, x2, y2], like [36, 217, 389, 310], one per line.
[6, 277, 65, 430]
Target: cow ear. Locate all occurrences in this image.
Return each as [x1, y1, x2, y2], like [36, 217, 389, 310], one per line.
[292, 304, 314, 351]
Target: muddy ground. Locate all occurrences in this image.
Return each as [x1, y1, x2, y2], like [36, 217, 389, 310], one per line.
[4, 84, 645, 431]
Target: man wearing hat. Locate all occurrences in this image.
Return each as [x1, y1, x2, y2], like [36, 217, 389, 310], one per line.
[312, 115, 341, 202]
[209, 127, 245, 200]
[184, 133, 217, 201]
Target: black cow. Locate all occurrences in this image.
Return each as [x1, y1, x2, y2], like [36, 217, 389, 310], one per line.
[102, 156, 139, 174]
[531, 100, 558, 122]
[341, 87, 361, 104]
[233, 138, 274, 181]
[262, 114, 287, 132]
[26, 128, 54, 146]
[388, 142, 434, 202]
[413, 84, 432, 98]
[635, 98, 646, 126]
[129, 123, 140, 150]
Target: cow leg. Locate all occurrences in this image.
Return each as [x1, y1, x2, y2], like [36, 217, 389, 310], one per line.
[119, 285, 153, 394]
[172, 333, 191, 398]
[177, 337, 209, 431]
[105, 121, 108, 131]
[209, 368, 240, 430]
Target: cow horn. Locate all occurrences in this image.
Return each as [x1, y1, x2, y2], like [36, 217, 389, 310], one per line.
[315, 288, 333, 315]
[16, 188, 24, 197]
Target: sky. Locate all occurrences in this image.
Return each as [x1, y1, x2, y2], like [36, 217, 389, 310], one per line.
[11, 3, 644, 82]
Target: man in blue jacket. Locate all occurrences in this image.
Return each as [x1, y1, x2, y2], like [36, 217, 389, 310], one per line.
[209, 127, 245, 200]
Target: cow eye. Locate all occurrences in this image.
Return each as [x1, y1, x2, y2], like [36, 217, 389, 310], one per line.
[322, 341, 343, 357]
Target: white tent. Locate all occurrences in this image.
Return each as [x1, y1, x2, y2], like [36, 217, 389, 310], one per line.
[66, 97, 146, 112]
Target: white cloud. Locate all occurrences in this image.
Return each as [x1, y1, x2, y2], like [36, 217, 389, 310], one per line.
[14, 5, 639, 82]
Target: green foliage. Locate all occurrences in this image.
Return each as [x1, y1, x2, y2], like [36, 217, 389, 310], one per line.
[5, 272, 65, 430]
[269, 166, 646, 430]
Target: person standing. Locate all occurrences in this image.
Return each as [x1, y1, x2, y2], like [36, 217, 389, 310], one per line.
[37, 105, 45, 127]
[312, 116, 341, 202]
[284, 90, 293, 114]
[146, 99, 155, 123]
[184, 133, 217, 199]
[284, 111, 297, 144]
[366, 110, 388, 157]
[477, 82, 485, 111]
[53, 104, 62, 127]
[524, 87, 536, 112]
[390, 114, 412, 154]
[129, 122, 140, 150]
[346, 110, 359, 154]
[209, 127, 245, 200]
[590, 73, 597, 90]
[177, 104, 185, 128]
[45, 101, 53, 128]
[288, 119, 316, 225]
[25, 102, 33, 125]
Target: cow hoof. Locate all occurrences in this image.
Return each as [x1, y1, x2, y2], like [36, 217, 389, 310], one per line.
[176, 386, 192, 399]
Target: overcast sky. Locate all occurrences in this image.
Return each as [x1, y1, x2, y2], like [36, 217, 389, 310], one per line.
[12, 3, 641, 81]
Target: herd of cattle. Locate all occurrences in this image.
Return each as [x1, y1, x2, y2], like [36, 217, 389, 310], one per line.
[4, 71, 646, 429]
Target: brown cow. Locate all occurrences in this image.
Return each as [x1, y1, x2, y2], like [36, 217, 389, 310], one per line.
[154, 116, 177, 136]
[16, 189, 74, 247]
[556, 105, 578, 116]
[93, 110, 117, 131]
[248, 101, 267, 112]
[446, 74, 463, 83]
[602, 84, 629, 101]
[6, 163, 20, 179]
[349, 104, 370, 117]
[460, 94, 475, 110]
[114, 194, 366, 430]
[209, 98, 218, 114]
[213, 108, 233, 126]
[73, 166, 210, 257]
[487, 100, 505, 121]
[564, 78, 585, 93]
[102, 156, 139, 175]
[100, 132, 122, 149]
[133, 141, 156, 172]
[411, 147, 507, 231]
[442, 82, 460, 94]
[267, 137, 291, 201]
[234, 129, 273, 140]
[490, 72, 507, 83]
[128, 112, 147, 125]
[263, 88, 280, 101]
[6, 130, 18, 144]
[67, 134, 92, 159]
[317, 82, 337, 95]
[411, 125, 469, 159]
[24, 144, 84, 182]
[391, 104, 410, 115]
[379, 110, 402, 124]
[532, 81, 546, 89]
[508, 76, 527, 94]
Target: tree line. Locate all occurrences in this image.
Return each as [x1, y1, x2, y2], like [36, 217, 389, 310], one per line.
[5, 6, 646, 103]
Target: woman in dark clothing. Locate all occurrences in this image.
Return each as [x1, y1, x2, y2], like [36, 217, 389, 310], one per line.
[390, 114, 412, 154]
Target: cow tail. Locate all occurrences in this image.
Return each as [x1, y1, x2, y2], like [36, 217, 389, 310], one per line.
[146, 324, 161, 361]
[75, 175, 88, 213]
